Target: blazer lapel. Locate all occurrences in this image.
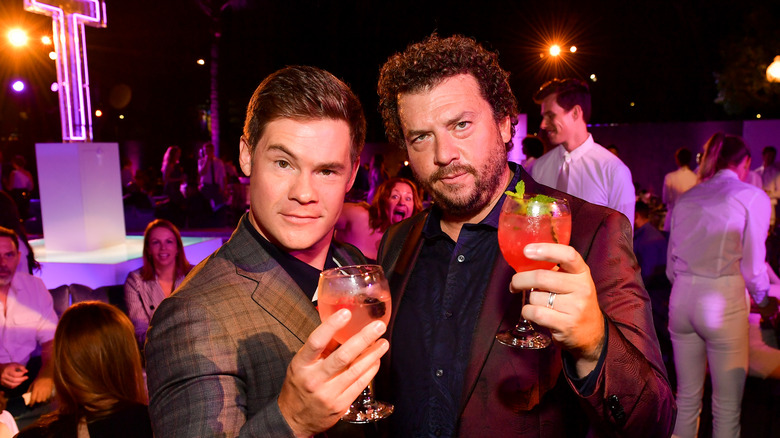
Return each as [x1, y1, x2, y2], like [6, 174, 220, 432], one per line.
[228, 217, 320, 344]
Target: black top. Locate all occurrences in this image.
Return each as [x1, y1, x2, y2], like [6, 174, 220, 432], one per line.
[244, 214, 338, 302]
[17, 403, 152, 438]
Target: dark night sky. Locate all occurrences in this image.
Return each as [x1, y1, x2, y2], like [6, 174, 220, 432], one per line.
[2, 0, 779, 168]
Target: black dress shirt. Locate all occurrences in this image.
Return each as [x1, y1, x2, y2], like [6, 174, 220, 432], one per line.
[389, 164, 606, 437]
[245, 215, 337, 302]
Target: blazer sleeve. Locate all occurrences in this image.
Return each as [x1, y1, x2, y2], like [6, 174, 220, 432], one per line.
[124, 272, 150, 348]
[571, 210, 676, 437]
[145, 294, 296, 438]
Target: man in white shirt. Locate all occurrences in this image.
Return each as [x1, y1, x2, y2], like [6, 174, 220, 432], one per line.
[0, 227, 56, 418]
[662, 147, 697, 231]
[531, 78, 635, 227]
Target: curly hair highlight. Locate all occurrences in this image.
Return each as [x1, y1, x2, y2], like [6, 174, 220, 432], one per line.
[378, 34, 518, 150]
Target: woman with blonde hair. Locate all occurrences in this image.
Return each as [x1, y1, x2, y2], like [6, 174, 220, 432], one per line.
[667, 132, 778, 437]
[18, 301, 152, 437]
[124, 219, 192, 350]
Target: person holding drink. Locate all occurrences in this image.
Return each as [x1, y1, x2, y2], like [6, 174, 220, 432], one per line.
[375, 34, 675, 436]
[145, 66, 388, 437]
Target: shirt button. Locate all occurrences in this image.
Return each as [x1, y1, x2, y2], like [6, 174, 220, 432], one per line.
[435, 369, 444, 377]
[444, 311, 453, 318]
[457, 254, 465, 262]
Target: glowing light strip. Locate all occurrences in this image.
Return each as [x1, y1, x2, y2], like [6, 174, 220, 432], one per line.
[23, 0, 106, 142]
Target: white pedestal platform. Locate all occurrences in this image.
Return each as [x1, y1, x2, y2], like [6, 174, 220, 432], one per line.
[31, 236, 223, 289]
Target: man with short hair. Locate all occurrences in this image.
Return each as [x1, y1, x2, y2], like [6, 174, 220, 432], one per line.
[146, 66, 388, 437]
[376, 34, 674, 436]
[0, 226, 56, 419]
[531, 78, 635, 227]
[662, 147, 697, 231]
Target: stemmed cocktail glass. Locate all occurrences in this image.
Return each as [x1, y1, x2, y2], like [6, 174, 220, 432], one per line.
[317, 264, 393, 423]
[496, 193, 571, 348]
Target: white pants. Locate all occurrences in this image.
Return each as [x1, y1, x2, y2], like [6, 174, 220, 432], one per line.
[669, 274, 748, 438]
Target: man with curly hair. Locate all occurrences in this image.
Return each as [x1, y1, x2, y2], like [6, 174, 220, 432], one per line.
[376, 34, 675, 436]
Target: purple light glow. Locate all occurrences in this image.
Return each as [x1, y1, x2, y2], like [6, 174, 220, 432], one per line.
[23, 0, 107, 142]
[50, 82, 59, 92]
[12, 80, 25, 92]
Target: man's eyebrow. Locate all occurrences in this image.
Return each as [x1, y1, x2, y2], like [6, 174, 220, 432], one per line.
[266, 144, 347, 171]
[266, 144, 296, 158]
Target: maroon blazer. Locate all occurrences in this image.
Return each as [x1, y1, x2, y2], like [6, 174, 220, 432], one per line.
[377, 168, 676, 437]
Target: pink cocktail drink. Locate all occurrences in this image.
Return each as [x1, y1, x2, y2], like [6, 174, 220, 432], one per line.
[316, 264, 394, 423]
[318, 287, 391, 344]
[498, 213, 572, 272]
[494, 194, 571, 349]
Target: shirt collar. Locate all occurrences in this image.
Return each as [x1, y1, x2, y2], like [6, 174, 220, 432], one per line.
[422, 162, 521, 239]
[714, 168, 741, 181]
[561, 133, 595, 163]
[242, 214, 337, 300]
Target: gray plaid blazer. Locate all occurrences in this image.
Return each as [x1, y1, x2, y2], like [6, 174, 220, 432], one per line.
[145, 214, 365, 437]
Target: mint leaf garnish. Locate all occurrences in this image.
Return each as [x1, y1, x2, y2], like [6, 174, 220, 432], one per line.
[504, 180, 525, 201]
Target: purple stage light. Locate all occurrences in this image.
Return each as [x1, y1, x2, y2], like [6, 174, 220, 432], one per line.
[12, 80, 25, 92]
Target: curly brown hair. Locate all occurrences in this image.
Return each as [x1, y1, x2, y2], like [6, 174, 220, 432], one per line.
[378, 34, 518, 150]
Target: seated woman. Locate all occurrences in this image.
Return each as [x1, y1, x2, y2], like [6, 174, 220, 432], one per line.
[17, 302, 152, 438]
[335, 177, 422, 261]
[124, 219, 192, 350]
[0, 394, 19, 438]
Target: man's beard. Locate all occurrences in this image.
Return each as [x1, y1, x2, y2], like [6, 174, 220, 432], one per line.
[417, 143, 507, 219]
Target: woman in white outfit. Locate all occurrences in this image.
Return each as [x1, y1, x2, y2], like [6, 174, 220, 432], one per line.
[667, 133, 779, 438]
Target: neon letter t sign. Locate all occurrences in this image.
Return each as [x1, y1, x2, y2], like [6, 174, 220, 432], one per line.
[24, 0, 107, 142]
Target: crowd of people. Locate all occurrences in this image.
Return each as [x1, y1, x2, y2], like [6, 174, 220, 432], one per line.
[3, 32, 780, 438]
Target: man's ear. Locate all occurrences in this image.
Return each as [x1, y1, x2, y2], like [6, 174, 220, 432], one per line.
[571, 105, 582, 122]
[239, 137, 253, 177]
[498, 116, 512, 144]
[346, 158, 360, 192]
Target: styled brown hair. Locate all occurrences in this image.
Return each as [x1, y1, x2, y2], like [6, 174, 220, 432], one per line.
[378, 34, 518, 150]
[533, 78, 592, 123]
[242, 65, 366, 164]
[368, 178, 423, 232]
[141, 219, 192, 282]
[697, 132, 750, 182]
[52, 302, 146, 420]
[0, 226, 19, 251]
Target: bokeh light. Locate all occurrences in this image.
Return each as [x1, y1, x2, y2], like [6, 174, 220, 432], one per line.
[569, 46, 577, 53]
[12, 80, 25, 92]
[8, 28, 29, 47]
[50, 82, 59, 92]
[197, 59, 205, 65]
[549, 45, 561, 56]
[48, 51, 57, 60]
[41, 35, 52, 45]
[95, 109, 103, 117]
[767, 56, 780, 83]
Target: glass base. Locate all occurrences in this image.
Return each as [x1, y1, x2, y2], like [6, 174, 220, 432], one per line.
[496, 327, 551, 349]
[341, 399, 394, 424]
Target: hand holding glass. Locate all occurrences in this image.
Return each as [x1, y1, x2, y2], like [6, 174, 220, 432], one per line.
[496, 194, 571, 348]
[317, 264, 393, 423]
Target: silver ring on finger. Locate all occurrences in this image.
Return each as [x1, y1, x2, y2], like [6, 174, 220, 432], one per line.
[547, 292, 557, 309]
